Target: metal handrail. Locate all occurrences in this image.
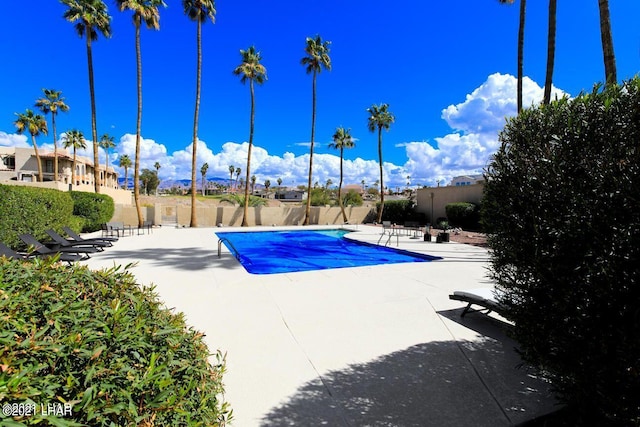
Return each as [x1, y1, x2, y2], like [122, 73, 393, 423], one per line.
[218, 237, 240, 260]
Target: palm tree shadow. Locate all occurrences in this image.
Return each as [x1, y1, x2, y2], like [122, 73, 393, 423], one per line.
[95, 247, 242, 271]
[260, 335, 557, 426]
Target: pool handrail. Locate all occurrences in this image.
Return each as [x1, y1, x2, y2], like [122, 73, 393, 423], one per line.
[218, 237, 240, 260]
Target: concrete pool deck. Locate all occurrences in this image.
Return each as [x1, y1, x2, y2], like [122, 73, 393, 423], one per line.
[84, 224, 558, 426]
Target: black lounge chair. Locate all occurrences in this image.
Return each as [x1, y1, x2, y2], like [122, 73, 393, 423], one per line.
[449, 288, 507, 318]
[63, 226, 117, 245]
[46, 229, 107, 251]
[19, 234, 95, 260]
[1, 241, 82, 264]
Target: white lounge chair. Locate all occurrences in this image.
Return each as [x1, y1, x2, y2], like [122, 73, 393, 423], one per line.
[449, 288, 507, 318]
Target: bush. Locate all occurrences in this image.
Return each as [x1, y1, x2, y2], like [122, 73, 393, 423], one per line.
[342, 189, 363, 206]
[309, 188, 330, 206]
[0, 258, 231, 426]
[379, 199, 426, 224]
[70, 191, 115, 232]
[0, 185, 74, 249]
[483, 79, 640, 425]
[445, 202, 480, 230]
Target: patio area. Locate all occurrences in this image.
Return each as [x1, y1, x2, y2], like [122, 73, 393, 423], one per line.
[84, 224, 558, 426]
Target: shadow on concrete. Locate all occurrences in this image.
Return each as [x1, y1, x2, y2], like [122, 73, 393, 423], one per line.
[93, 247, 242, 271]
[260, 333, 558, 426]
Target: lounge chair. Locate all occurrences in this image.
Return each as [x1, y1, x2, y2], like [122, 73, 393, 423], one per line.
[1, 241, 82, 264]
[45, 229, 107, 251]
[64, 226, 117, 245]
[107, 221, 133, 237]
[19, 233, 94, 260]
[449, 288, 507, 318]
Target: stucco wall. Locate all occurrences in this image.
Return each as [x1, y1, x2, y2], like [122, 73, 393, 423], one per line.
[415, 184, 484, 223]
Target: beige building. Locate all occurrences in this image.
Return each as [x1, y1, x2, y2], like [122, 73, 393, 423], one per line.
[415, 183, 484, 224]
[1, 146, 131, 205]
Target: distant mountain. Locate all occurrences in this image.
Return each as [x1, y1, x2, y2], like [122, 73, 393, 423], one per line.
[117, 176, 229, 189]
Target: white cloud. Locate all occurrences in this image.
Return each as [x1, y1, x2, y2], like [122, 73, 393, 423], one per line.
[1, 73, 570, 190]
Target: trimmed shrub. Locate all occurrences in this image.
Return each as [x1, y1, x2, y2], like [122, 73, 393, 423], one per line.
[309, 188, 330, 206]
[70, 191, 115, 232]
[483, 79, 640, 425]
[0, 258, 231, 426]
[379, 199, 426, 224]
[0, 184, 74, 249]
[342, 189, 363, 207]
[445, 202, 480, 230]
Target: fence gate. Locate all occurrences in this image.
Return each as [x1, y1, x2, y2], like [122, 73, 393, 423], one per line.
[161, 205, 177, 227]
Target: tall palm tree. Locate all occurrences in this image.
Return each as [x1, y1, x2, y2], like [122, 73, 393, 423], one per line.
[61, 0, 112, 192]
[301, 35, 331, 225]
[329, 127, 355, 223]
[234, 45, 267, 227]
[264, 179, 271, 195]
[183, 0, 215, 227]
[119, 154, 132, 189]
[250, 175, 256, 194]
[228, 164, 235, 192]
[116, 0, 166, 227]
[14, 110, 48, 182]
[200, 162, 208, 196]
[499, 0, 526, 113]
[543, 0, 557, 105]
[367, 103, 395, 224]
[35, 89, 70, 182]
[597, 0, 617, 86]
[99, 133, 115, 186]
[154, 161, 161, 195]
[62, 130, 87, 186]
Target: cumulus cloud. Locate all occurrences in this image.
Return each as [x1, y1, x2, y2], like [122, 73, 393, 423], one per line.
[0, 73, 569, 190]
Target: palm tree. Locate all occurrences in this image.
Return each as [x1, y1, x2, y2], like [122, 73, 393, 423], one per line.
[35, 89, 70, 182]
[14, 110, 48, 182]
[367, 103, 395, 224]
[183, 0, 215, 227]
[264, 179, 271, 195]
[250, 175, 257, 194]
[99, 133, 115, 187]
[61, 0, 112, 192]
[499, 0, 526, 113]
[116, 0, 166, 227]
[154, 161, 161, 195]
[277, 177, 282, 197]
[234, 45, 267, 227]
[62, 130, 87, 186]
[119, 154, 132, 189]
[228, 164, 235, 192]
[200, 162, 208, 196]
[301, 35, 331, 225]
[543, 0, 557, 105]
[329, 127, 355, 223]
[235, 167, 241, 191]
[597, 0, 617, 86]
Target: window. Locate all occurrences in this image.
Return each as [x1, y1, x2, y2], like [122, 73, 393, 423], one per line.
[44, 160, 54, 173]
[2, 155, 15, 169]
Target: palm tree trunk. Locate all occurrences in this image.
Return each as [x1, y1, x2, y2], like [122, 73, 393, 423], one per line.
[543, 0, 557, 105]
[134, 19, 144, 228]
[304, 70, 317, 226]
[72, 150, 77, 186]
[124, 168, 128, 190]
[190, 20, 202, 227]
[86, 35, 100, 192]
[339, 146, 347, 223]
[242, 79, 255, 227]
[32, 135, 43, 182]
[598, 0, 617, 86]
[517, 0, 526, 113]
[52, 113, 58, 182]
[377, 126, 384, 224]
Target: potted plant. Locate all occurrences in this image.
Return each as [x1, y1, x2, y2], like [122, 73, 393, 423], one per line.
[436, 220, 450, 243]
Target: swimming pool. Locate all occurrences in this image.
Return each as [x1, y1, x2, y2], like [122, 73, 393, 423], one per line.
[216, 229, 441, 274]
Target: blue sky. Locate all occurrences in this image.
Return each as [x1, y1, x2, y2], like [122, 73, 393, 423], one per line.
[1, 1, 639, 190]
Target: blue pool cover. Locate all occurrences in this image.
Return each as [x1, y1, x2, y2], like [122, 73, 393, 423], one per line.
[216, 229, 442, 274]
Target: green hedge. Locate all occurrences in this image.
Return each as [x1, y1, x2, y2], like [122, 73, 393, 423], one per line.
[445, 202, 480, 230]
[0, 184, 75, 249]
[0, 258, 231, 426]
[379, 200, 426, 224]
[70, 191, 115, 232]
[483, 79, 640, 425]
